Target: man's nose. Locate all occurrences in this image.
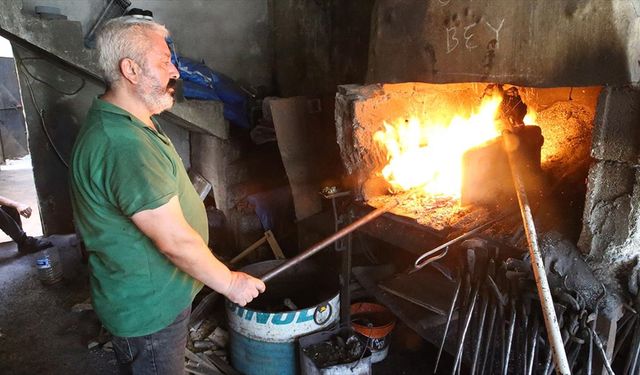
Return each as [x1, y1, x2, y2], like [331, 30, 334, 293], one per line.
[169, 63, 179, 79]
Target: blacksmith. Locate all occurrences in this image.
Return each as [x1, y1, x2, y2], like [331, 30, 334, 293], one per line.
[70, 17, 265, 374]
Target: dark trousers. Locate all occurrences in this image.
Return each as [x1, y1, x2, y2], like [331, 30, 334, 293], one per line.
[0, 206, 25, 243]
[111, 306, 191, 375]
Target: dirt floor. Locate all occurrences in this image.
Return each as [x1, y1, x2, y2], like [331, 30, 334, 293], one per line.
[0, 157, 116, 374]
[0, 237, 117, 374]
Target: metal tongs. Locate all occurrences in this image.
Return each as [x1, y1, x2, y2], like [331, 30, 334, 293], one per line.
[410, 212, 513, 274]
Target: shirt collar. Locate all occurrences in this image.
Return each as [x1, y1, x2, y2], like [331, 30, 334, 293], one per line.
[90, 97, 166, 136]
[91, 97, 135, 121]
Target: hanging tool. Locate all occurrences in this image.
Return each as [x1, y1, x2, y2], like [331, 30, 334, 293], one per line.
[434, 270, 462, 373]
[452, 248, 487, 374]
[480, 260, 500, 375]
[527, 310, 540, 375]
[410, 212, 512, 274]
[502, 279, 518, 375]
[471, 282, 489, 375]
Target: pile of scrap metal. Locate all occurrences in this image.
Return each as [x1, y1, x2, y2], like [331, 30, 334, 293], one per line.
[186, 318, 236, 375]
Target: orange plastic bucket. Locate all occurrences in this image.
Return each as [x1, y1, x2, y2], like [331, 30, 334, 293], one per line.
[350, 302, 396, 363]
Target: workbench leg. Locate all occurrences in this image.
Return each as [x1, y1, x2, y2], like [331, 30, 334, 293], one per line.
[340, 233, 352, 329]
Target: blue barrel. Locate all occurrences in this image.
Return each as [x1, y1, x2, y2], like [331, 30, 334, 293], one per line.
[226, 260, 340, 375]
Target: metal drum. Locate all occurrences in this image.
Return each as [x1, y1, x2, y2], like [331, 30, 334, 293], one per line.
[226, 260, 339, 375]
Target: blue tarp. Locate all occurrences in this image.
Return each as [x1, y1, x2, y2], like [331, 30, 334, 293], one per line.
[168, 38, 251, 129]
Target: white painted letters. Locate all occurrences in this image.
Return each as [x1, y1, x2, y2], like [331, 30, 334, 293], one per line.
[446, 26, 459, 53]
[485, 19, 505, 49]
[463, 23, 478, 49]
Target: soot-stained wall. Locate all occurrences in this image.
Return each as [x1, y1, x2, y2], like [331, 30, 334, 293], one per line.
[272, 0, 374, 96]
[367, 0, 640, 86]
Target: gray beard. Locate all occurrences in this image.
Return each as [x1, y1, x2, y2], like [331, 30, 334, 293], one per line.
[137, 75, 174, 115]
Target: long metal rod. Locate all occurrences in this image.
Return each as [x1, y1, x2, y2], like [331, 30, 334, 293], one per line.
[434, 273, 462, 373]
[260, 200, 398, 282]
[503, 131, 571, 375]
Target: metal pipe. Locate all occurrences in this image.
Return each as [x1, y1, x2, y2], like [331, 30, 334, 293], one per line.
[503, 131, 571, 375]
[260, 200, 398, 282]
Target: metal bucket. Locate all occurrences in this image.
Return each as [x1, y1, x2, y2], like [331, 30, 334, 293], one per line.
[226, 260, 340, 375]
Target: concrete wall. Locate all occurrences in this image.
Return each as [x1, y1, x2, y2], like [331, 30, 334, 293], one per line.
[21, 0, 273, 88]
[14, 44, 103, 235]
[0, 57, 29, 159]
[272, 0, 374, 96]
[367, 0, 640, 87]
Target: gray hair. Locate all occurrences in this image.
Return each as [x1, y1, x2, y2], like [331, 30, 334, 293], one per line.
[96, 16, 170, 85]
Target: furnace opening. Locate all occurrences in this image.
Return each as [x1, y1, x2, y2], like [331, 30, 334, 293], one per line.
[337, 82, 601, 241]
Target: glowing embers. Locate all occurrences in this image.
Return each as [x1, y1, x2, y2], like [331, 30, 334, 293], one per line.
[373, 93, 506, 199]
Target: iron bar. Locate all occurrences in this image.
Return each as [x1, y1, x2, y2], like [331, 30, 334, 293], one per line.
[527, 315, 540, 375]
[503, 130, 571, 375]
[502, 298, 517, 375]
[260, 200, 398, 282]
[434, 272, 462, 373]
[471, 290, 489, 375]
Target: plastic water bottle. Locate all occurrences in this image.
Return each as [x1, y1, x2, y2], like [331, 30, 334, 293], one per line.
[35, 248, 63, 285]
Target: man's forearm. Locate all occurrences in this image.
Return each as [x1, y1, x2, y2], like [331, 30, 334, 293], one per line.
[0, 196, 18, 208]
[130, 196, 264, 305]
[157, 227, 234, 294]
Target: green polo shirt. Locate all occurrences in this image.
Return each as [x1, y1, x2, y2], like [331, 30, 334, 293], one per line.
[70, 98, 207, 337]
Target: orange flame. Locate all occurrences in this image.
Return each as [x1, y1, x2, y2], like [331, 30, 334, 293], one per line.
[373, 94, 504, 198]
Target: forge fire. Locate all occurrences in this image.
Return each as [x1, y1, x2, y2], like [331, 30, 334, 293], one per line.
[336, 82, 600, 231]
[372, 87, 536, 198]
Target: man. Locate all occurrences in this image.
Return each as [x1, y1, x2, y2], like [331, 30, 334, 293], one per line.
[69, 17, 265, 374]
[0, 195, 52, 253]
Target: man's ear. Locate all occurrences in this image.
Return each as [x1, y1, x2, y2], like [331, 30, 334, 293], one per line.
[120, 58, 141, 84]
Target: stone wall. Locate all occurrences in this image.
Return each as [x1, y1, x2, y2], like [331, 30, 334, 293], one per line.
[579, 86, 640, 302]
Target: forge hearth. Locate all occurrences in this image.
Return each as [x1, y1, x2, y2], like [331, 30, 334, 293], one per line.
[335, 81, 640, 329]
[336, 83, 599, 237]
